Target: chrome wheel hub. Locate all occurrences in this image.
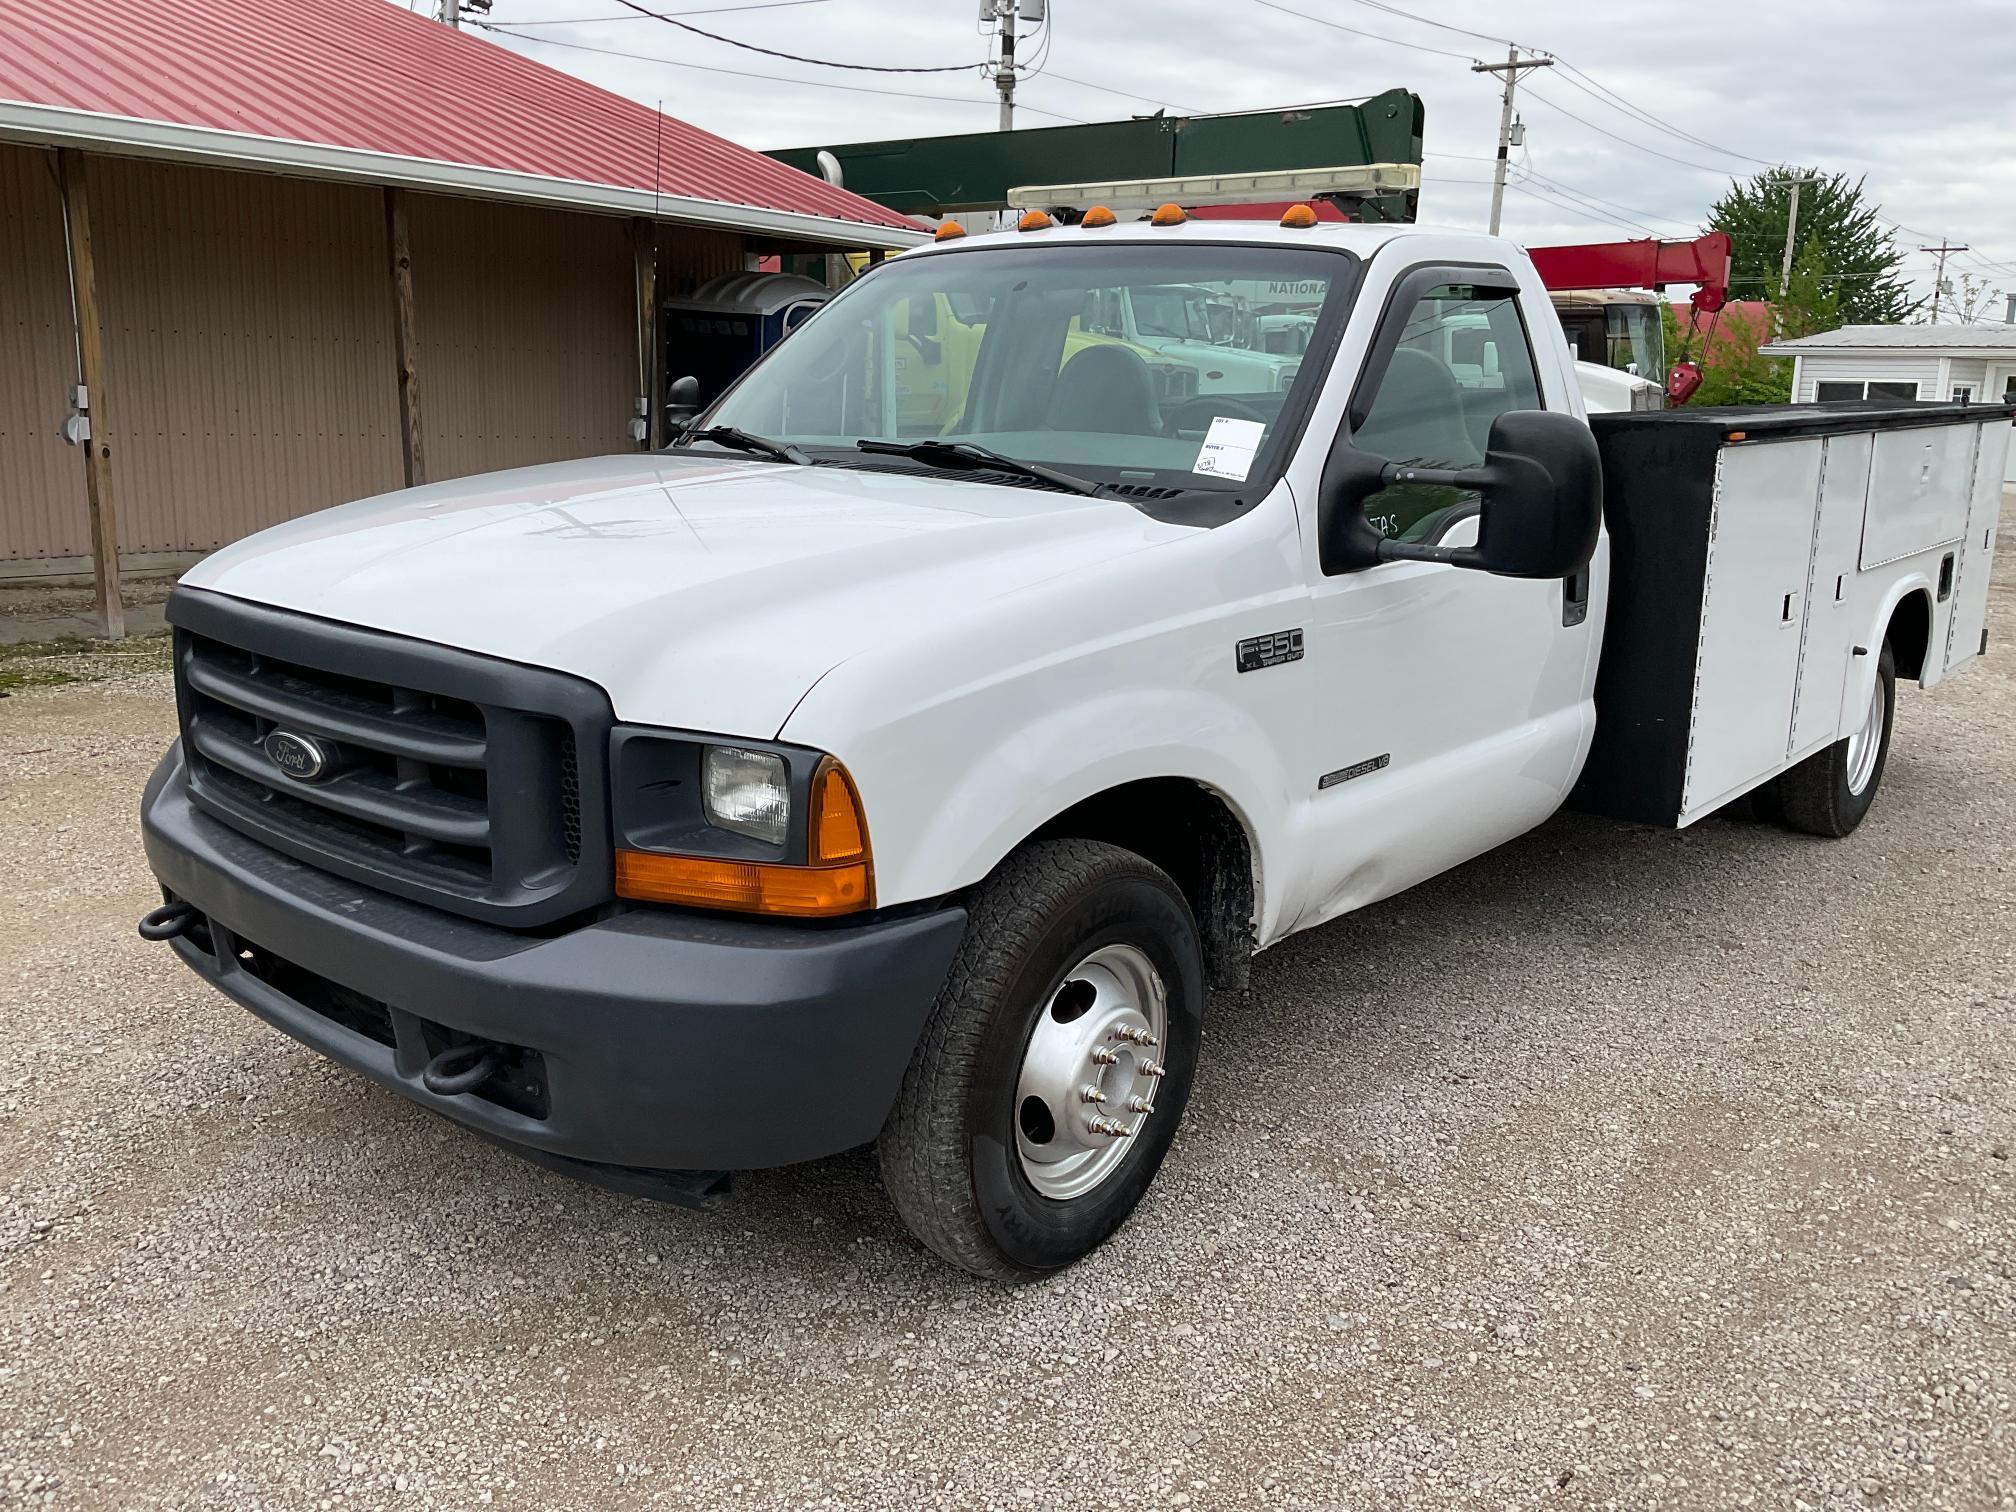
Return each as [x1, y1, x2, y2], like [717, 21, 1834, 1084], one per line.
[1845, 674, 1885, 795]
[1014, 943, 1169, 1201]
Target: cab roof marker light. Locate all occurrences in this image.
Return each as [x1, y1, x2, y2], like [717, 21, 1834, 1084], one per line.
[1005, 161, 1421, 215]
[934, 220, 968, 241]
[1081, 204, 1117, 228]
[1150, 202, 1188, 227]
[1017, 209, 1054, 232]
[1280, 203, 1319, 228]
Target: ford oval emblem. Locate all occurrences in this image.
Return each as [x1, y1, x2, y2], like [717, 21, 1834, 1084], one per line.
[264, 729, 332, 782]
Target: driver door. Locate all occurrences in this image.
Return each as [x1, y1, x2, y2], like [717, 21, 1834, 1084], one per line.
[1286, 266, 1601, 931]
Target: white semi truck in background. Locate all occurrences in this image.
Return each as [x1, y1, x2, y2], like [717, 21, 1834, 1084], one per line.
[141, 195, 2008, 1279]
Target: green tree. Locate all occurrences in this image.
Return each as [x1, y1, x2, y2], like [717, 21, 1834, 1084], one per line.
[1708, 168, 1912, 324]
[1777, 237, 1842, 339]
[1694, 306, 1791, 405]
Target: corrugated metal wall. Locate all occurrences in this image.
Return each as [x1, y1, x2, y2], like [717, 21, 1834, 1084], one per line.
[407, 194, 635, 482]
[92, 155, 406, 555]
[1, 152, 753, 569]
[0, 144, 85, 561]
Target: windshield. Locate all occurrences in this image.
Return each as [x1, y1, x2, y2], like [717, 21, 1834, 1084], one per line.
[701, 242, 1356, 496]
[1604, 302, 1664, 377]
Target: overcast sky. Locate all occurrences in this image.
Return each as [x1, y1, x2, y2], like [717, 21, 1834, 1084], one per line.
[463, 0, 2016, 314]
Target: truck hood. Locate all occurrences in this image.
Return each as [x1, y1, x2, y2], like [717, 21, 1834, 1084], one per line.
[183, 453, 1187, 736]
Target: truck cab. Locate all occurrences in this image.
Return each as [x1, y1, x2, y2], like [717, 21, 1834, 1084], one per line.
[141, 207, 2007, 1281]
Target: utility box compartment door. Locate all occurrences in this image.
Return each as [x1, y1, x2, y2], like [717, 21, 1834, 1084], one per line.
[1789, 432, 1874, 760]
[1944, 419, 2010, 674]
[1862, 425, 1975, 569]
[1683, 439, 1824, 820]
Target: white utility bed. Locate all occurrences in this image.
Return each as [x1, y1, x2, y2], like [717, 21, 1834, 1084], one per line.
[1572, 401, 2011, 827]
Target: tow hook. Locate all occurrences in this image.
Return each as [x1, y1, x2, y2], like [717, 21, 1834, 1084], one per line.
[138, 901, 199, 942]
[421, 1041, 502, 1097]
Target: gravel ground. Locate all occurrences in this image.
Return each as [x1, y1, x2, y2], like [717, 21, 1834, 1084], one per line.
[3, 501, 2014, 1511]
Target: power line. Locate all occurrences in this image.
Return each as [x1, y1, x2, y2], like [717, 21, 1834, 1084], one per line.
[1032, 69, 1203, 115]
[1545, 62, 1775, 169]
[1251, 0, 1482, 63]
[1338, 0, 1522, 50]
[493, 0, 830, 22]
[599, 0, 976, 71]
[473, 21, 1089, 119]
[1510, 170, 1670, 237]
[1518, 87, 1734, 175]
[1516, 165, 1696, 230]
[1505, 176, 1663, 237]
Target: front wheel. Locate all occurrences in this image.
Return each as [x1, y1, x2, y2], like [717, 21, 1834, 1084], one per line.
[877, 839, 1204, 1281]
[1777, 642, 1896, 837]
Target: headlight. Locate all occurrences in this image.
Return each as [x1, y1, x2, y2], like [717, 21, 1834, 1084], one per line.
[609, 729, 873, 917]
[703, 745, 789, 845]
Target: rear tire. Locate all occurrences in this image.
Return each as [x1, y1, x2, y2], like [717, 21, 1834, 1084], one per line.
[877, 839, 1204, 1281]
[1778, 643, 1896, 837]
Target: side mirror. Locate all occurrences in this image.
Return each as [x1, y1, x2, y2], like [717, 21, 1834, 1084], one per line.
[1320, 409, 1601, 579]
[665, 374, 702, 434]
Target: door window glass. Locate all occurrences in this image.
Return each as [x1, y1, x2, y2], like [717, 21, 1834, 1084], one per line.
[1352, 282, 1543, 540]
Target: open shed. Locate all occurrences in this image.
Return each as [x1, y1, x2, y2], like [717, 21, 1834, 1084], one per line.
[0, 0, 924, 633]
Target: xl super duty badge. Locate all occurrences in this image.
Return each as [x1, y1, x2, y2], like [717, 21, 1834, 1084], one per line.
[1236, 629, 1304, 673]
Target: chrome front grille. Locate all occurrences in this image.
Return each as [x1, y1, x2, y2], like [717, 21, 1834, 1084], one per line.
[169, 589, 613, 928]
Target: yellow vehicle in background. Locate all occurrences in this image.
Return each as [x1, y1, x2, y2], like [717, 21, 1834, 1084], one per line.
[886, 289, 1198, 436]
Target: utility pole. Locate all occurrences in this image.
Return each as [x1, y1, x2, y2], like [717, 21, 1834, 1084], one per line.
[1472, 47, 1551, 236]
[981, 0, 1042, 132]
[441, 0, 459, 25]
[1767, 172, 1821, 338]
[1920, 242, 1968, 323]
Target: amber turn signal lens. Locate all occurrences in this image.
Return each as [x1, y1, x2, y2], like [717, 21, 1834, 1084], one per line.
[1280, 203, 1319, 228]
[1017, 209, 1054, 232]
[1150, 202, 1188, 226]
[616, 851, 872, 918]
[1081, 204, 1117, 228]
[934, 220, 968, 241]
[616, 757, 874, 918]
[809, 758, 869, 865]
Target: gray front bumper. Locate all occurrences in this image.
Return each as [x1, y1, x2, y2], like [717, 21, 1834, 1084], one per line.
[141, 743, 965, 1178]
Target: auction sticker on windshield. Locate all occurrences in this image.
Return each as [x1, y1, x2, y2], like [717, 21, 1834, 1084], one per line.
[1193, 417, 1266, 482]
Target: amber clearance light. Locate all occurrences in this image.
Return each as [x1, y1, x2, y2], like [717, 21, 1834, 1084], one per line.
[615, 758, 873, 918]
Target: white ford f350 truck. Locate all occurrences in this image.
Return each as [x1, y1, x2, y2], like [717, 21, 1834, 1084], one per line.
[140, 208, 2010, 1280]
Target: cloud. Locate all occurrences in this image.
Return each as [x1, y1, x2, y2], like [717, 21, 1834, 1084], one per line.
[470, 0, 2016, 308]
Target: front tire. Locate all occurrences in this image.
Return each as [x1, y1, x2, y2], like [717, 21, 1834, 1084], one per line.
[877, 839, 1204, 1281]
[1778, 642, 1896, 837]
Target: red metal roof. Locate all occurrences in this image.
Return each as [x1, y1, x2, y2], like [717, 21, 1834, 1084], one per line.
[0, 0, 920, 239]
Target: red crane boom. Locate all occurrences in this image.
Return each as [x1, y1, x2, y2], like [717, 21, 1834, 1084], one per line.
[1527, 233, 1732, 403]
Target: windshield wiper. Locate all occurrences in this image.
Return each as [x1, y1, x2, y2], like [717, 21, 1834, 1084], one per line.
[677, 425, 811, 466]
[855, 439, 1105, 497]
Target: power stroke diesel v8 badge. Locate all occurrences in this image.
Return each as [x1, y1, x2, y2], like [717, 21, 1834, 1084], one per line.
[1236, 629, 1304, 673]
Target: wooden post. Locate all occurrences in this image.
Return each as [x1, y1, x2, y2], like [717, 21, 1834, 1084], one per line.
[632, 217, 662, 449]
[385, 188, 426, 488]
[56, 149, 124, 640]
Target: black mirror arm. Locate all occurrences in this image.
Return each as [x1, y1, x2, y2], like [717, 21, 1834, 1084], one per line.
[1381, 460, 1497, 491]
[1366, 459, 1497, 568]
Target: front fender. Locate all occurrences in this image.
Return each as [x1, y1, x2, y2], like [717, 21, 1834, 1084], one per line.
[801, 681, 1293, 940]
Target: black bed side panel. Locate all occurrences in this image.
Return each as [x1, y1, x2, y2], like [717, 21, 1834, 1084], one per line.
[1567, 422, 1724, 826]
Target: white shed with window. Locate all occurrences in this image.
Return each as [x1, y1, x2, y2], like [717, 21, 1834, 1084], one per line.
[1761, 325, 2016, 481]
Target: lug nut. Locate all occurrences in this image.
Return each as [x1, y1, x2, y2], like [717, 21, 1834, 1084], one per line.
[1090, 1046, 1120, 1066]
[1085, 1116, 1134, 1138]
[1127, 1095, 1155, 1114]
[1112, 1025, 1159, 1047]
[1138, 1058, 1167, 1079]
[1078, 1084, 1108, 1104]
